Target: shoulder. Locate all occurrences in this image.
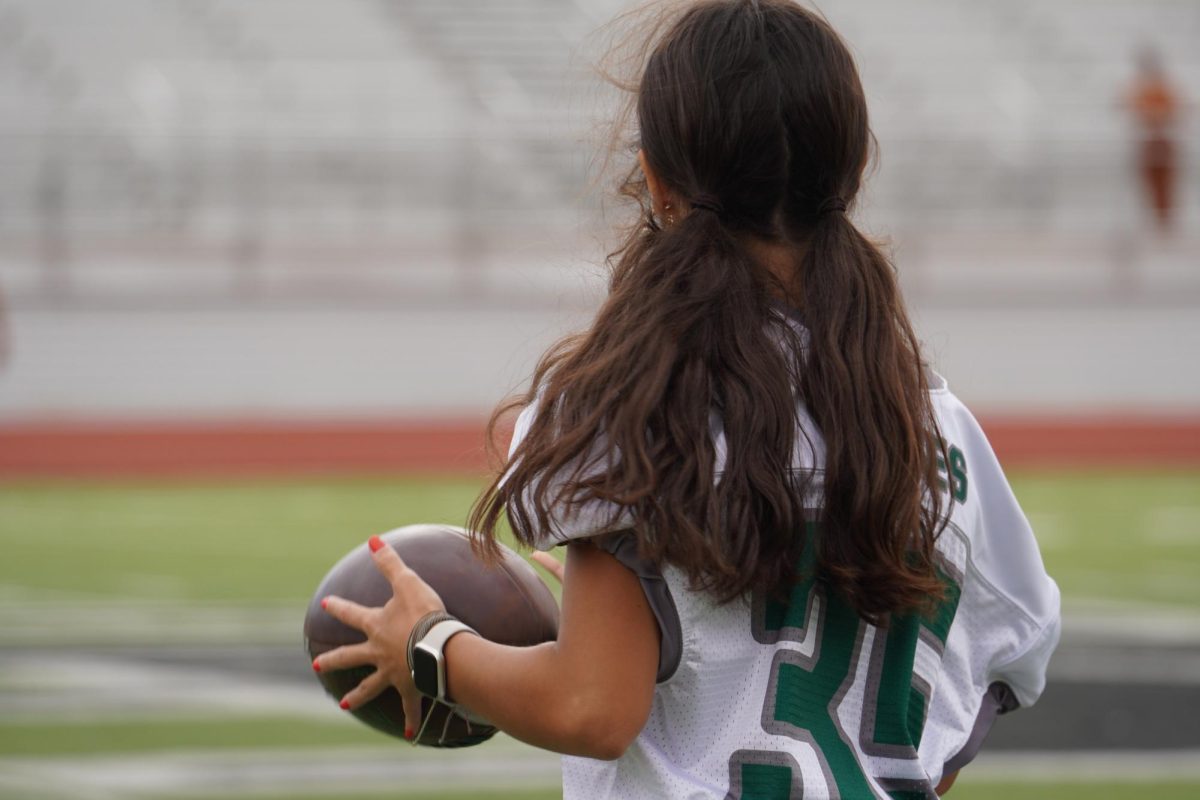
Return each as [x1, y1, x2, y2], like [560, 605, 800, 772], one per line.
[927, 375, 1061, 708]
[505, 397, 635, 550]
[508, 401, 541, 458]
[926, 373, 1019, 543]
[926, 373, 995, 469]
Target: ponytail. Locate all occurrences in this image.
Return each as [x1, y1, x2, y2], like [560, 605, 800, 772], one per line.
[473, 0, 948, 623]
[472, 194, 807, 603]
[789, 209, 947, 620]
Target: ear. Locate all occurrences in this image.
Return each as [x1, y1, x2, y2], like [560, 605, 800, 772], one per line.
[638, 150, 677, 221]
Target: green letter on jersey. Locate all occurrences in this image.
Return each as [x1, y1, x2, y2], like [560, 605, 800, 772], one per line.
[935, 440, 969, 504]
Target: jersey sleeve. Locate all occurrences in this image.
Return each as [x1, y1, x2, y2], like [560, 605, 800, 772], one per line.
[507, 403, 682, 683]
[952, 400, 1062, 708]
[920, 390, 1061, 780]
[504, 402, 634, 551]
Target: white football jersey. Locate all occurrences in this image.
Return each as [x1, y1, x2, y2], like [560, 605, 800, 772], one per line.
[507, 365, 1060, 799]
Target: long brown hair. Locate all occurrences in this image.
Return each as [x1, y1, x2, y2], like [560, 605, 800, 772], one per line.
[470, 0, 947, 623]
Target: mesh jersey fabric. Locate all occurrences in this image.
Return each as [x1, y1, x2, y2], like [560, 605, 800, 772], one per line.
[504, 360, 1060, 799]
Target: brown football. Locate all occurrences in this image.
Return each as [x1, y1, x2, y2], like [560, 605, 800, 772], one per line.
[303, 524, 559, 747]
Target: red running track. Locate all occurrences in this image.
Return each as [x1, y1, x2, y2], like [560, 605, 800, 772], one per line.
[0, 416, 1198, 478]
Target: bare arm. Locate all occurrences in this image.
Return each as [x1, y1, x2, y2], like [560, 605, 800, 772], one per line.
[444, 541, 660, 758]
[316, 538, 660, 760]
[936, 770, 959, 795]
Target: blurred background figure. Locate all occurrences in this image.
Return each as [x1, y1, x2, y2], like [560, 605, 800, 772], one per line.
[1127, 47, 1182, 232]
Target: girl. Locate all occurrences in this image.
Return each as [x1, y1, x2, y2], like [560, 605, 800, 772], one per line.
[315, 2, 1060, 797]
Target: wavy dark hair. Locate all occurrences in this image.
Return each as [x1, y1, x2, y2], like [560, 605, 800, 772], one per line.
[470, 0, 947, 623]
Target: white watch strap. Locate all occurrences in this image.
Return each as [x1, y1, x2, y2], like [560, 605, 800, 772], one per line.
[419, 619, 478, 653]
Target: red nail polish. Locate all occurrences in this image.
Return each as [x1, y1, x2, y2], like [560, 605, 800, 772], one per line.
[368, 535, 385, 553]
[312, 659, 321, 673]
[339, 699, 350, 710]
[404, 727, 414, 740]
[320, 597, 329, 610]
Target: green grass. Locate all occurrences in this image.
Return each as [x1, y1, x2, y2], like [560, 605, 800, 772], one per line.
[1009, 470, 1200, 609]
[0, 469, 1196, 609]
[0, 476, 487, 602]
[0, 716, 389, 757]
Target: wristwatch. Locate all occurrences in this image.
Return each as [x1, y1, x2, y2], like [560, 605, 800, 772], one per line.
[408, 612, 478, 702]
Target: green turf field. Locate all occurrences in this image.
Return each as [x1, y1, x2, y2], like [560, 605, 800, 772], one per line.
[1, 470, 1196, 609]
[1010, 470, 1200, 609]
[0, 476, 491, 602]
[1, 469, 1197, 798]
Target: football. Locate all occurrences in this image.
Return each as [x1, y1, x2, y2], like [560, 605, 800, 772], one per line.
[303, 523, 560, 747]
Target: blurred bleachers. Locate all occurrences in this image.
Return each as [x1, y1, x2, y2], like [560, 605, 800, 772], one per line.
[0, 0, 1197, 306]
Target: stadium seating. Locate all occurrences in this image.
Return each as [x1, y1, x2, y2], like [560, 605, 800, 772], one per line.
[0, 0, 1196, 300]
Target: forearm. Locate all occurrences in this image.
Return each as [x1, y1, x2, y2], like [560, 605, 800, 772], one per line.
[436, 542, 658, 759]
[444, 633, 632, 759]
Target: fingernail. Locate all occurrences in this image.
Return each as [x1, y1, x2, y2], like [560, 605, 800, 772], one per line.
[320, 597, 329, 610]
[339, 699, 350, 710]
[368, 535, 385, 553]
[311, 659, 321, 673]
[404, 727, 414, 740]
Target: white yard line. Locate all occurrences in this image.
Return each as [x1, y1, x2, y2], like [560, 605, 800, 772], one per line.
[969, 749, 1200, 781]
[1061, 603, 1200, 646]
[1048, 646, 1200, 685]
[0, 744, 561, 799]
[1, 748, 1198, 799]
[0, 651, 335, 723]
[1, 603, 1200, 729]
[1142, 506, 1200, 546]
[0, 601, 303, 646]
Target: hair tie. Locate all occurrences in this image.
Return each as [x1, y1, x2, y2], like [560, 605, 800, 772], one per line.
[690, 194, 724, 216]
[818, 196, 848, 217]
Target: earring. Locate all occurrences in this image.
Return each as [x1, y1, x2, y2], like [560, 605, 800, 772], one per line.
[664, 203, 675, 226]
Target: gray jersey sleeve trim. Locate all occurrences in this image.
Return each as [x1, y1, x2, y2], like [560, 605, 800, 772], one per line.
[943, 681, 1020, 776]
[588, 531, 683, 684]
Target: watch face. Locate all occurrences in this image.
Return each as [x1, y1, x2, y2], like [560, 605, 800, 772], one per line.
[412, 646, 440, 698]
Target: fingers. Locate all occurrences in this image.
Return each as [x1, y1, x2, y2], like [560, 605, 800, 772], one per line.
[400, 684, 425, 741]
[531, 551, 565, 585]
[337, 668, 389, 711]
[368, 534, 412, 590]
[321, 595, 371, 631]
[367, 535, 446, 616]
[312, 642, 372, 673]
